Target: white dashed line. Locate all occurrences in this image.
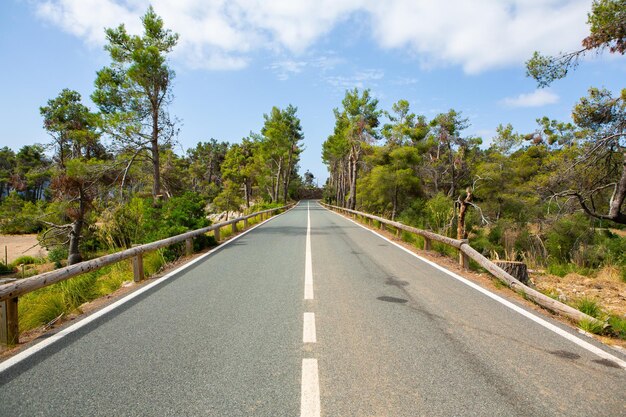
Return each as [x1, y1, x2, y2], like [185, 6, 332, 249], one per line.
[304, 202, 313, 300]
[303, 312, 317, 343]
[300, 358, 321, 417]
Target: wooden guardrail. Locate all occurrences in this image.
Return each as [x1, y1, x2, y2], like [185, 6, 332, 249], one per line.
[321, 202, 604, 328]
[0, 204, 294, 346]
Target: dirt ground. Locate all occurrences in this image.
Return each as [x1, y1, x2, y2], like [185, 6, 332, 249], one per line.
[0, 234, 48, 264]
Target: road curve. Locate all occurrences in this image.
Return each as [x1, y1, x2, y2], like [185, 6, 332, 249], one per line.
[0, 201, 624, 416]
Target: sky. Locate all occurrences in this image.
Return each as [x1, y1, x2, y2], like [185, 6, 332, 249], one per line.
[1, 0, 624, 185]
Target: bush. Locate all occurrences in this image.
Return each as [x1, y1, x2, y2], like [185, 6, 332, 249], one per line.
[575, 297, 603, 319]
[0, 262, 15, 275]
[424, 193, 453, 234]
[48, 246, 68, 268]
[608, 315, 626, 340]
[11, 255, 39, 266]
[0, 192, 44, 234]
[545, 213, 594, 264]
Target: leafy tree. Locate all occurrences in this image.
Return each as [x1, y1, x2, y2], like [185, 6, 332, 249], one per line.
[381, 100, 429, 147]
[0, 147, 16, 201]
[40, 89, 104, 167]
[13, 145, 51, 202]
[40, 90, 109, 265]
[92, 6, 179, 202]
[338, 88, 381, 209]
[526, 0, 626, 86]
[259, 105, 304, 203]
[213, 180, 244, 219]
[187, 139, 229, 195]
[547, 88, 626, 224]
[222, 139, 256, 207]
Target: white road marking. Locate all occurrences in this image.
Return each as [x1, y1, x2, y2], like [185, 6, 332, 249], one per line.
[300, 358, 321, 417]
[303, 312, 317, 343]
[0, 207, 297, 374]
[325, 205, 626, 370]
[305, 202, 314, 300]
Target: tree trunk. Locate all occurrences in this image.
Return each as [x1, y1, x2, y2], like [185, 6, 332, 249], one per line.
[283, 142, 294, 204]
[273, 159, 282, 203]
[348, 156, 358, 210]
[243, 180, 250, 208]
[392, 184, 398, 221]
[457, 187, 472, 240]
[151, 109, 161, 203]
[67, 188, 85, 266]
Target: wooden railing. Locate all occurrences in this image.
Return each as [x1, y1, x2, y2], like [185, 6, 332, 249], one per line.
[0, 204, 295, 346]
[321, 202, 603, 328]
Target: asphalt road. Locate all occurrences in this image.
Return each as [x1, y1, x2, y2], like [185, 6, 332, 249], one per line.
[1, 201, 625, 416]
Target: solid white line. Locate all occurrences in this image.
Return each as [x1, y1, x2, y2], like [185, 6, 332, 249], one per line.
[324, 205, 626, 370]
[303, 312, 317, 343]
[300, 358, 321, 417]
[0, 206, 297, 374]
[304, 202, 314, 300]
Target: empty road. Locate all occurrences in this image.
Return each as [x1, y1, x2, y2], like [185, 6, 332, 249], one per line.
[1, 201, 625, 416]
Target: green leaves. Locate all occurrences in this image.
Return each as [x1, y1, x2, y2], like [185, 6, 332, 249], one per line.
[526, 0, 625, 86]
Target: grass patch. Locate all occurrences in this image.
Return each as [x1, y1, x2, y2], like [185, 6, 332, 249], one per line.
[540, 287, 560, 300]
[578, 318, 605, 335]
[608, 315, 626, 340]
[19, 291, 66, 332]
[18, 249, 167, 333]
[492, 279, 505, 290]
[575, 297, 603, 319]
[11, 256, 45, 266]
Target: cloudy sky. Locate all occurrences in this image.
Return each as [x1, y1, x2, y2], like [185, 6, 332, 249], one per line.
[1, 0, 624, 182]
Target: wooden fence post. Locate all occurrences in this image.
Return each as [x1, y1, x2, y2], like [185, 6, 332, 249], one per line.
[185, 238, 193, 256]
[214, 227, 220, 242]
[459, 240, 470, 270]
[423, 237, 432, 251]
[244, 218, 248, 228]
[0, 278, 18, 347]
[132, 253, 144, 283]
[232, 222, 238, 234]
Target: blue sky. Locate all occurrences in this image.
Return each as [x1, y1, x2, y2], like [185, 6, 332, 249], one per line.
[1, 0, 625, 184]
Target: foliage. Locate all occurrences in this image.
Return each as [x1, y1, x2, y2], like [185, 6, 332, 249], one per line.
[48, 246, 68, 269]
[526, 0, 626, 86]
[0, 192, 44, 234]
[575, 297, 603, 319]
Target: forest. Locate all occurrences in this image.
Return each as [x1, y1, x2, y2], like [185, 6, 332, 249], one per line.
[0, 7, 314, 268]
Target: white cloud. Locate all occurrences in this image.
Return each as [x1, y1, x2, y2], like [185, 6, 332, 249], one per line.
[325, 69, 384, 90]
[501, 89, 559, 107]
[268, 60, 307, 80]
[34, 0, 592, 72]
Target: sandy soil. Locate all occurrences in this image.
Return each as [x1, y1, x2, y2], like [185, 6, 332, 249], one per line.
[0, 234, 48, 264]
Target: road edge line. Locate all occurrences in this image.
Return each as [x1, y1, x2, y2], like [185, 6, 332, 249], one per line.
[322, 204, 626, 370]
[0, 204, 299, 373]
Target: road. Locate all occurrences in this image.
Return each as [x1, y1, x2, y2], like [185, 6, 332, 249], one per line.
[1, 201, 625, 416]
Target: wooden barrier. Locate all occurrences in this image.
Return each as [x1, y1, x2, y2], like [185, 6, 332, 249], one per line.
[321, 202, 603, 328]
[0, 204, 294, 346]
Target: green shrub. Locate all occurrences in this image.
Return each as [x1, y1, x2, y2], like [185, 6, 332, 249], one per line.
[48, 246, 68, 268]
[0, 262, 15, 275]
[575, 297, 603, 319]
[11, 255, 38, 266]
[19, 291, 66, 332]
[608, 315, 626, 340]
[578, 318, 605, 335]
[0, 192, 44, 234]
[545, 213, 594, 263]
[546, 262, 573, 277]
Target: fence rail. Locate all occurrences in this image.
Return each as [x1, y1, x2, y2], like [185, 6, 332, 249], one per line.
[0, 204, 294, 346]
[321, 202, 603, 328]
